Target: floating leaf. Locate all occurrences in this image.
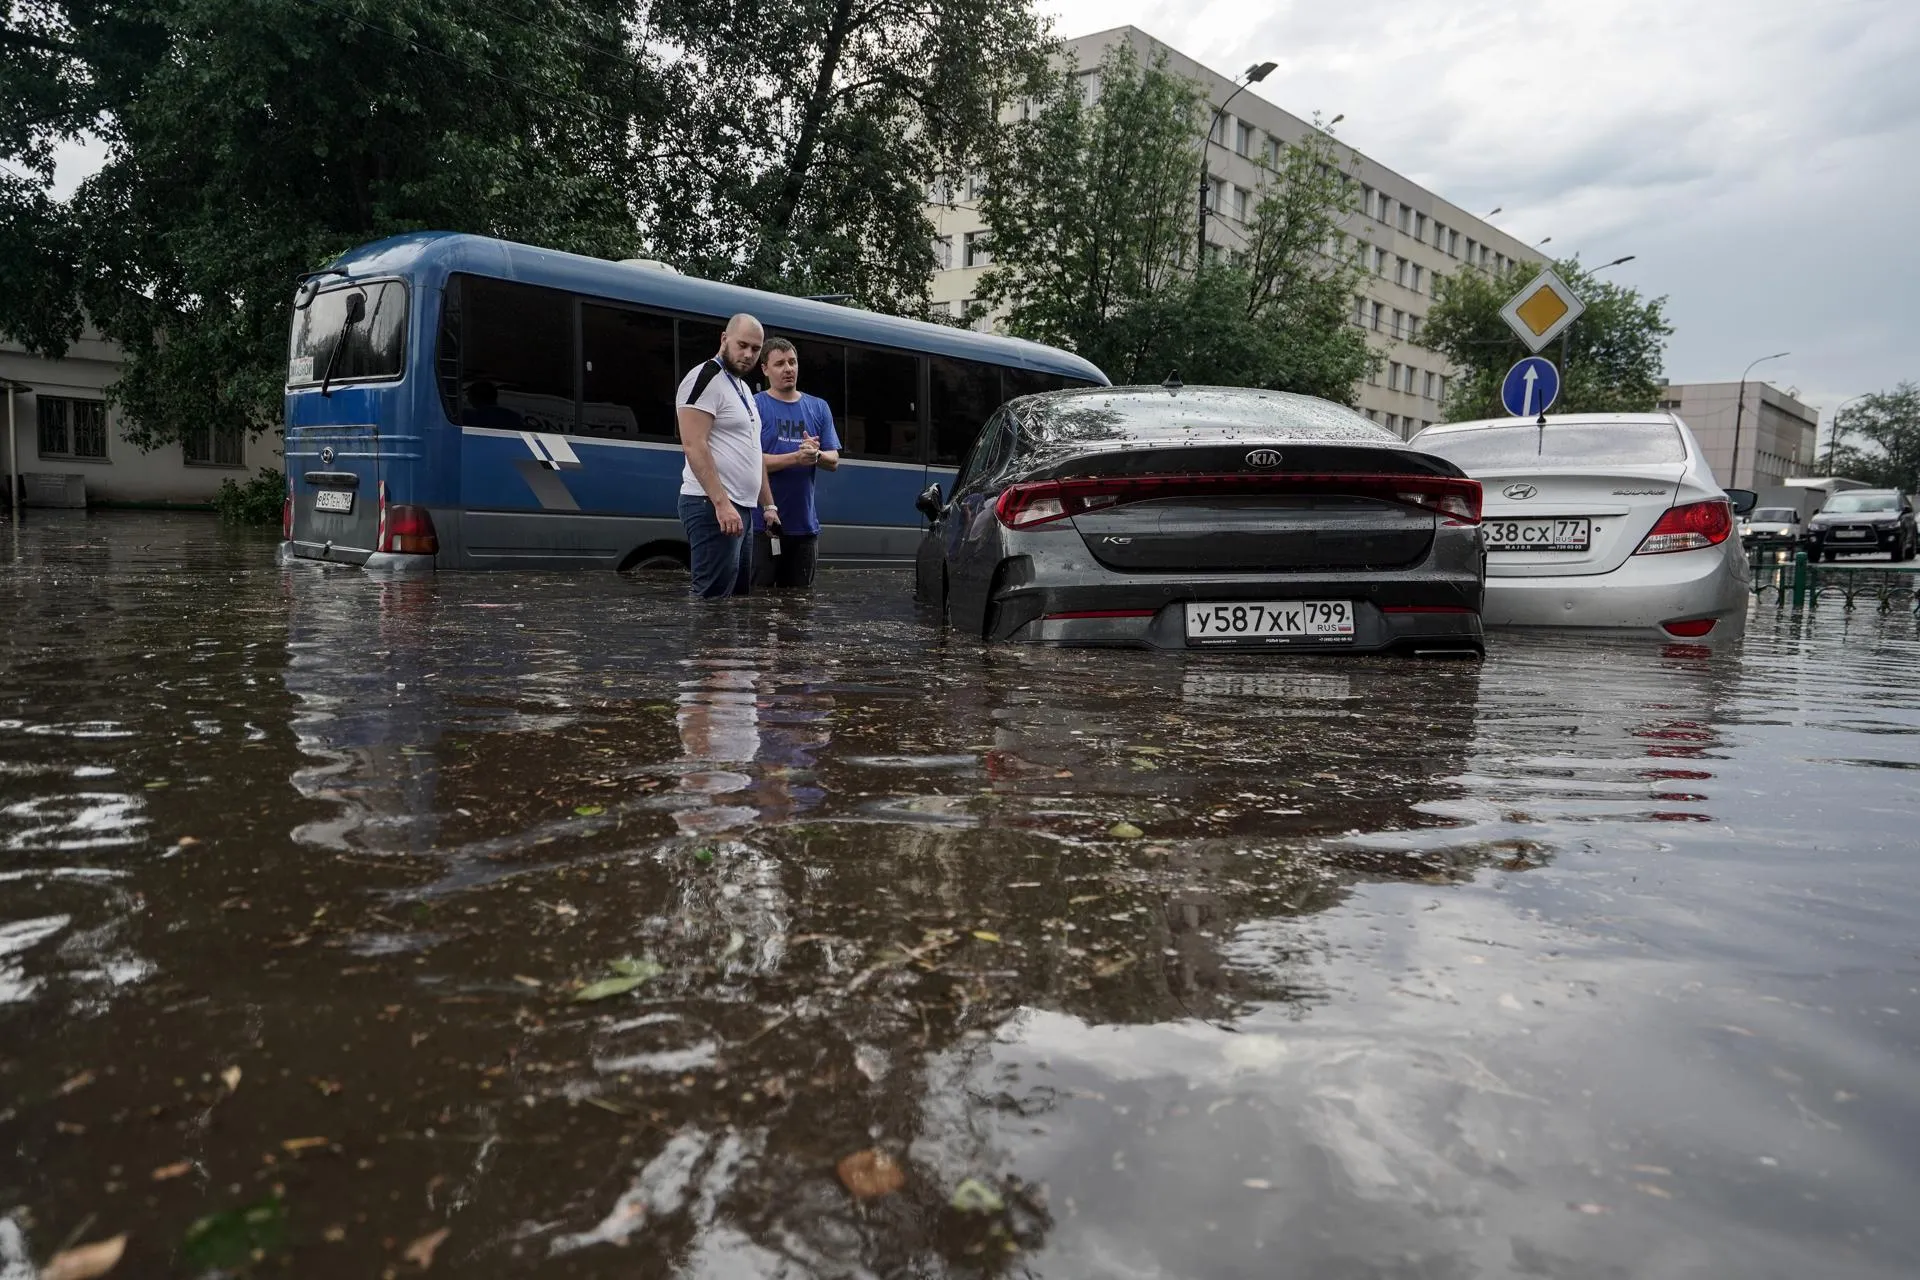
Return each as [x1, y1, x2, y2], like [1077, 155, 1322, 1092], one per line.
[220, 1065, 241, 1092]
[837, 1149, 906, 1200]
[281, 1136, 330, 1153]
[151, 1160, 193, 1181]
[608, 956, 664, 981]
[402, 1227, 451, 1269]
[970, 930, 1001, 944]
[693, 848, 716, 865]
[720, 931, 746, 960]
[574, 975, 646, 1002]
[950, 1177, 1005, 1214]
[41, 1234, 127, 1280]
[573, 804, 605, 817]
[182, 1198, 286, 1269]
[1107, 822, 1145, 839]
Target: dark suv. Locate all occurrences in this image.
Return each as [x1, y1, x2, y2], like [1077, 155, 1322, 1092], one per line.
[1805, 489, 1918, 561]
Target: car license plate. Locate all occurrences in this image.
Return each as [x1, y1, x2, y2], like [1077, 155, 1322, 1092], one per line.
[1185, 600, 1354, 646]
[1835, 529, 1868, 539]
[313, 489, 354, 513]
[1486, 517, 1590, 551]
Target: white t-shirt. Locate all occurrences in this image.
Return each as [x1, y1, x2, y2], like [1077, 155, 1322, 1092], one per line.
[677, 358, 765, 507]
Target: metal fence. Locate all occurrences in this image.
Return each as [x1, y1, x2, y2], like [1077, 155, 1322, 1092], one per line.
[1747, 544, 1920, 613]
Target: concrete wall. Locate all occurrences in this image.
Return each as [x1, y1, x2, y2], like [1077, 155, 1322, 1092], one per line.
[1657, 381, 1819, 490]
[2, 331, 282, 508]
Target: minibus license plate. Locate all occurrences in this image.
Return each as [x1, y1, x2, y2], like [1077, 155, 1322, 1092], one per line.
[314, 489, 354, 514]
[1486, 517, 1589, 551]
[1185, 600, 1354, 646]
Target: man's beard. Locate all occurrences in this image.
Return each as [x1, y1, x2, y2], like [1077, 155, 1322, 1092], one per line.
[724, 350, 757, 376]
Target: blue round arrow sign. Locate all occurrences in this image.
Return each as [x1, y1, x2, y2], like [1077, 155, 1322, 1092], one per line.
[1500, 356, 1560, 418]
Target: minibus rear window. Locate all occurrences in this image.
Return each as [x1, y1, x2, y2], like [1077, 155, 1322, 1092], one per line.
[289, 281, 408, 386]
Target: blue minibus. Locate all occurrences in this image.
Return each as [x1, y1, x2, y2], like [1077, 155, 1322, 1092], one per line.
[280, 232, 1108, 571]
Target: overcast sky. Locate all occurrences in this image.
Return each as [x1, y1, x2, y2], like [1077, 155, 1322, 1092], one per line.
[1041, 0, 1920, 424]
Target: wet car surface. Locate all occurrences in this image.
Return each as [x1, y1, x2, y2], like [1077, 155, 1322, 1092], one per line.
[3, 513, 1919, 1278]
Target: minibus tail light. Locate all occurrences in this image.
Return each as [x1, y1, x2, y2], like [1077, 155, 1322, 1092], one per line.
[377, 483, 439, 556]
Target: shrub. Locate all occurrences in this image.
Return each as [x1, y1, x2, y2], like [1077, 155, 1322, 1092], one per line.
[214, 466, 286, 525]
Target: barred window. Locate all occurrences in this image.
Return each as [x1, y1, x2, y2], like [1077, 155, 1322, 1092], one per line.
[37, 397, 109, 459]
[183, 423, 246, 466]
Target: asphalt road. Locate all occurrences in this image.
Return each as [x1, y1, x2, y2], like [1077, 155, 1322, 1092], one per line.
[3, 512, 1918, 1278]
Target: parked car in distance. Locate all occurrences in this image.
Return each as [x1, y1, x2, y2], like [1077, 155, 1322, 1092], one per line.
[1409, 413, 1749, 640]
[1740, 506, 1806, 550]
[913, 385, 1485, 655]
[1804, 489, 1917, 561]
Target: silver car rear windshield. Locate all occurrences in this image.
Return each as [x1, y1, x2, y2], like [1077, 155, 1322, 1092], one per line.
[1419, 422, 1686, 468]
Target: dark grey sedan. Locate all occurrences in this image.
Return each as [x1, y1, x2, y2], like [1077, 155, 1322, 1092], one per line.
[912, 385, 1486, 654]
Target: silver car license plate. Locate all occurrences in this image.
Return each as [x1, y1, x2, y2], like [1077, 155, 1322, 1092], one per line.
[313, 489, 354, 513]
[1486, 517, 1590, 551]
[1185, 600, 1354, 646]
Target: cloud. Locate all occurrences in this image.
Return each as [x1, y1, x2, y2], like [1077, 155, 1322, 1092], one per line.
[1042, 0, 1920, 414]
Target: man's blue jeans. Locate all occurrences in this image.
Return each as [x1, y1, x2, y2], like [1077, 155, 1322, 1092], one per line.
[679, 494, 754, 598]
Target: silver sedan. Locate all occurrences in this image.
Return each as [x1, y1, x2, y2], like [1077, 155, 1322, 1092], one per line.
[1410, 412, 1749, 640]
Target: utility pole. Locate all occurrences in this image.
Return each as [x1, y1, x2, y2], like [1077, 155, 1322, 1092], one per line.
[1730, 350, 1789, 488]
[1197, 61, 1275, 268]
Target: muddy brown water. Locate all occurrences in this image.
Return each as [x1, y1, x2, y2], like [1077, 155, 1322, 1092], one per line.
[3, 512, 1919, 1278]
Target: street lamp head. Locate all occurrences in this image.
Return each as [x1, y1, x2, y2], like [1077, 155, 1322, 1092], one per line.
[1602, 254, 1635, 269]
[1486, 206, 1502, 217]
[1245, 61, 1277, 83]
[1328, 113, 1344, 126]
[1538, 236, 1552, 245]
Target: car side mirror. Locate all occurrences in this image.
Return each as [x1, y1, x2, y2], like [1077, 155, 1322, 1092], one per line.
[1723, 488, 1758, 516]
[915, 482, 944, 523]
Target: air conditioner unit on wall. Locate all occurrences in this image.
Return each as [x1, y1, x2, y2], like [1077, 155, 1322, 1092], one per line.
[23, 472, 86, 508]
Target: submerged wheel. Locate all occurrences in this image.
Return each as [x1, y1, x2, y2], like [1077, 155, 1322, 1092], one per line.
[622, 546, 688, 574]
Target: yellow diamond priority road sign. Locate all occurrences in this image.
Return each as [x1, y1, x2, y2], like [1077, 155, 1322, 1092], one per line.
[1499, 269, 1586, 353]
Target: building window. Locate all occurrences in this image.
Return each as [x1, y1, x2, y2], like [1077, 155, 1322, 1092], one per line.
[1464, 237, 1477, 264]
[1423, 370, 1438, 399]
[36, 397, 109, 460]
[1398, 205, 1412, 234]
[964, 173, 987, 202]
[1354, 295, 1367, 326]
[1406, 315, 1421, 342]
[1413, 212, 1427, 241]
[1235, 121, 1254, 157]
[1447, 229, 1460, 256]
[1409, 264, 1423, 293]
[1389, 361, 1402, 391]
[928, 177, 955, 205]
[183, 423, 246, 466]
[1656, 398, 1682, 410]
[1386, 413, 1399, 432]
[963, 231, 993, 268]
[1231, 185, 1249, 222]
[1261, 135, 1280, 166]
[933, 235, 953, 271]
[1360, 185, 1374, 219]
[1394, 257, 1408, 287]
[1436, 375, 1448, 402]
[1391, 309, 1404, 338]
[1373, 247, 1388, 275]
[1370, 301, 1384, 331]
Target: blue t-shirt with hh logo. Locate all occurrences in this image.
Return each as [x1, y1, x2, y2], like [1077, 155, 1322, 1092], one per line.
[753, 391, 841, 536]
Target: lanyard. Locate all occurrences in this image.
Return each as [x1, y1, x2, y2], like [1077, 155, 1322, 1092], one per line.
[715, 362, 755, 421]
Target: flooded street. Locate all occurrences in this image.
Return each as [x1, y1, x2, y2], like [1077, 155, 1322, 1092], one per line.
[4, 512, 1920, 1278]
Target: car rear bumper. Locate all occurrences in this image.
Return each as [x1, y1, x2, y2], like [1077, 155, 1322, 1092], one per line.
[1806, 526, 1903, 555]
[989, 567, 1484, 654]
[1484, 546, 1747, 632]
[281, 540, 436, 574]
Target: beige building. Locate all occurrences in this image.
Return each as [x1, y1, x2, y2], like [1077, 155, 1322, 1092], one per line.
[1655, 381, 1819, 490]
[928, 25, 1545, 437]
[2, 328, 279, 510]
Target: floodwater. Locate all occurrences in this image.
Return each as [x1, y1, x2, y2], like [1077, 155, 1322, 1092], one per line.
[3, 513, 1919, 1279]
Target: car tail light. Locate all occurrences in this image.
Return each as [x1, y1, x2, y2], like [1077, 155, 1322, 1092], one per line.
[1661, 618, 1718, 637]
[993, 473, 1481, 529]
[282, 494, 293, 540]
[377, 482, 439, 555]
[1635, 500, 1732, 554]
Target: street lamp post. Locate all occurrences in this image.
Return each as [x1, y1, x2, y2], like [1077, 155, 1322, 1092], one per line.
[1590, 254, 1635, 273]
[1198, 61, 1276, 267]
[1827, 393, 1867, 475]
[1730, 351, 1790, 488]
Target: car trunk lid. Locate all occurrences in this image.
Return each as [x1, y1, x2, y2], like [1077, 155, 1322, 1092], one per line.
[1476, 464, 1684, 577]
[287, 422, 382, 563]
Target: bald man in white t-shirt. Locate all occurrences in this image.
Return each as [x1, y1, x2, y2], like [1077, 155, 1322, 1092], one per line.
[676, 313, 781, 597]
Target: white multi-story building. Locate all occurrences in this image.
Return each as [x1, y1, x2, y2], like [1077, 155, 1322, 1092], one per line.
[928, 25, 1546, 436]
[1655, 381, 1819, 490]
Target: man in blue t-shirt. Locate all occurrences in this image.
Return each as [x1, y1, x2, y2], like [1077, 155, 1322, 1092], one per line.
[751, 337, 841, 590]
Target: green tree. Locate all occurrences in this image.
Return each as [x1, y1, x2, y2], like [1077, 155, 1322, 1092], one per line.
[1827, 383, 1920, 490]
[3, 0, 659, 449]
[973, 43, 1375, 399]
[639, 0, 1050, 313]
[1422, 259, 1672, 420]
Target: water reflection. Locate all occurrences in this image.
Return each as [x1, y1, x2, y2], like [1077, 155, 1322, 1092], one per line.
[3, 516, 1919, 1279]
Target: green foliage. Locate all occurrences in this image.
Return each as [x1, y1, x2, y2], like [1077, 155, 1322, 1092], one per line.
[647, 0, 1050, 312]
[5, 0, 1048, 449]
[1422, 260, 1673, 420]
[1827, 383, 1920, 490]
[5, 0, 648, 451]
[212, 466, 286, 525]
[974, 45, 1375, 399]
